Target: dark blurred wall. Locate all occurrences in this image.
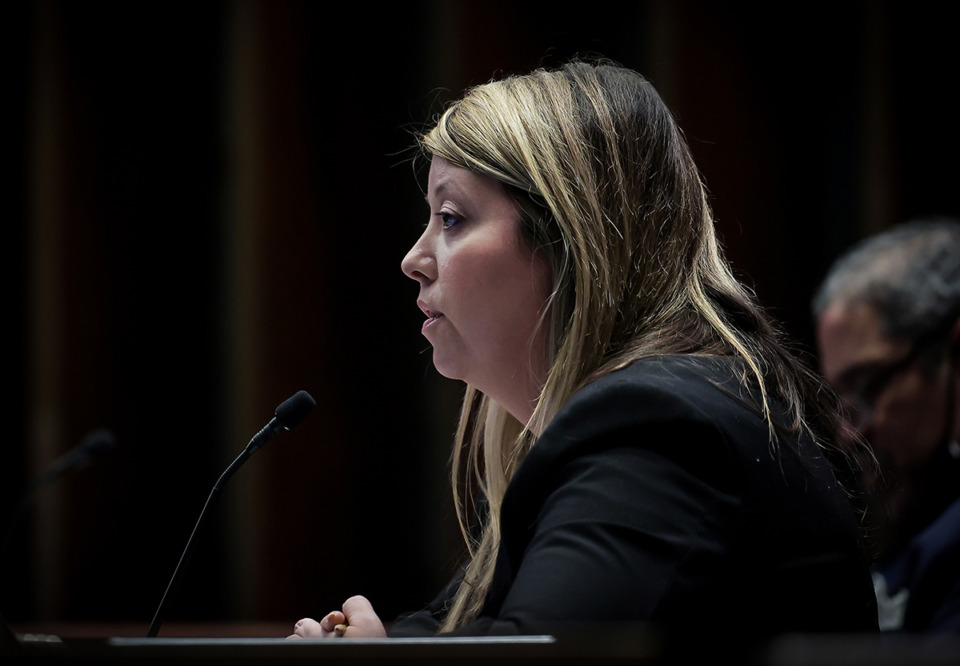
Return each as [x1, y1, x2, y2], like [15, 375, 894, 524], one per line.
[4, 0, 958, 629]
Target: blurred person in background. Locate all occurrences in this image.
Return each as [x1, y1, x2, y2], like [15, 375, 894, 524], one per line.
[813, 217, 960, 632]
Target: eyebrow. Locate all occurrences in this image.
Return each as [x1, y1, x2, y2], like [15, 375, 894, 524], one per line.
[425, 179, 462, 207]
[428, 180, 451, 198]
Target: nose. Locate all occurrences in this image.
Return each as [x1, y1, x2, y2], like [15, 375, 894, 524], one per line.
[401, 228, 436, 284]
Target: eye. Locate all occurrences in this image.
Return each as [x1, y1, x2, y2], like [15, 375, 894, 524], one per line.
[437, 211, 463, 230]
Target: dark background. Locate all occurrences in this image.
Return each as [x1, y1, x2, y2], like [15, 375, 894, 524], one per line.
[4, 0, 958, 629]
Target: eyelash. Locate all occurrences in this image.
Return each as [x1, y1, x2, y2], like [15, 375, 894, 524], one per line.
[436, 211, 463, 230]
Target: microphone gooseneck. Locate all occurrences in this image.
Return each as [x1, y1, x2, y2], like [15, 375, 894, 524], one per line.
[146, 390, 316, 638]
[1, 429, 117, 568]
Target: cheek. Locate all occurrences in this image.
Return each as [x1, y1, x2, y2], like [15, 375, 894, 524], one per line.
[446, 249, 550, 348]
[442, 240, 534, 304]
[874, 373, 947, 467]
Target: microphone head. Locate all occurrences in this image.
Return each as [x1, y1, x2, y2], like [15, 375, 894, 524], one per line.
[275, 390, 316, 430]
[79, 428, 117, 460]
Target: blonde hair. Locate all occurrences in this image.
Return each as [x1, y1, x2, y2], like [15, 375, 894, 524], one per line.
[419, 60, 847, 631]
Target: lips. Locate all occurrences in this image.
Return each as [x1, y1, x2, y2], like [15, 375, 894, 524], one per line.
[418, 300, 444, 333]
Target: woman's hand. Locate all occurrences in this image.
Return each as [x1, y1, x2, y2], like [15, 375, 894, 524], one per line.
[287, 595, 387, 639]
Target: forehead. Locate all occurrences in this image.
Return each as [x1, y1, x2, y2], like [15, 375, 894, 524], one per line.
[428, 156, 487, 193]
[427, 155, 457, 189]
[815, 300, 910, 385]
[427, 156, 518, 214]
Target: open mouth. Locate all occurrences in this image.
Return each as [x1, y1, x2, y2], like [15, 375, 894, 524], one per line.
[418, 301, 444, 320]
[418, 301, 444, 332]
[423, 310, 444, 329]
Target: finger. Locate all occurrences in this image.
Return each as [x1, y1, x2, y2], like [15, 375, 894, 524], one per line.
[293, 617, 325, 638]
[340, 595, 386, 638]
[319, 611, 346, 632]
[341, 595, 375, 618]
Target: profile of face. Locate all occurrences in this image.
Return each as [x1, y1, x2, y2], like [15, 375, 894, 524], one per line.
[401, 156, 554, 425]
[816, 299, 956, 478]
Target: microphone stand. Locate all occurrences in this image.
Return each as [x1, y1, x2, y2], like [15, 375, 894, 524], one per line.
[146, 390, 315, 638]
[146, 445, 252, 638]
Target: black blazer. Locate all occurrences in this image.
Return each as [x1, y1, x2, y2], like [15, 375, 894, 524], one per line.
[389, 355, 879, 639]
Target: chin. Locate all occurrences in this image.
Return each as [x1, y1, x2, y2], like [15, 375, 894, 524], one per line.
[431, 351, 466, 383]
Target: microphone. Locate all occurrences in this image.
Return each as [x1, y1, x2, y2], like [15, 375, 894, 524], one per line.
[1, 429, 117, 566]
[27, 429, 116, 493]
[146, 390, 316, 638]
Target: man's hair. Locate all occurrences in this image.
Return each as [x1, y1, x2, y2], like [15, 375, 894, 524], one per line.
[813, 218, 960, 341]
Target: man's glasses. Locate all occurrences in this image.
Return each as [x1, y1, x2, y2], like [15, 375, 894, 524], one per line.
[838, 315, 955, 430]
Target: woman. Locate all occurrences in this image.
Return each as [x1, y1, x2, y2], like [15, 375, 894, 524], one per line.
[290, 60, 879, 641]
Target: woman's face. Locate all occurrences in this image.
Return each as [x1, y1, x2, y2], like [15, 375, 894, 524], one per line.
[401, 156, 553, 424]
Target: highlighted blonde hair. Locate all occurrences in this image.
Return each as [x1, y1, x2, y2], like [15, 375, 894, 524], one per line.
[419, 60, 847, 631]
